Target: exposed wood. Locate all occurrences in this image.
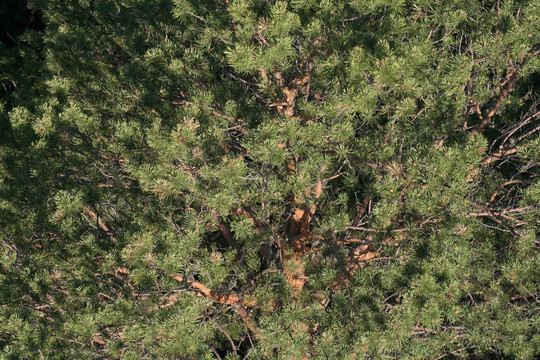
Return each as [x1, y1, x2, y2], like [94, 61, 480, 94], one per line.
[172, 275, 256, 315]
[82, 207, 116, 244]
[489, 180, 524, 202]
[470, 45, 540, 135]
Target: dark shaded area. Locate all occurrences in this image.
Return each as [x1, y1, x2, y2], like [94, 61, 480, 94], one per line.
[0, 0, 44, 48]
[0, 2, 45, 142]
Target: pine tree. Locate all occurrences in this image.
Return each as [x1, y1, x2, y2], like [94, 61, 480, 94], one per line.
[1, 0, 539, 359]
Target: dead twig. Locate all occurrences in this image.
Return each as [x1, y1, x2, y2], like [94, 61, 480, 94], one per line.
[209, 318, 237, 353]
[82, 207, 116, 244]
[470, 45, 540, 135]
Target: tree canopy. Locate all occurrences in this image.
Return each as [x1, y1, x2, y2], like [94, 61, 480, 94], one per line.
[1, 0, 539, 359]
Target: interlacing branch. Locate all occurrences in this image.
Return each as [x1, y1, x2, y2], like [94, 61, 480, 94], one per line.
[469, 44, 540, 135]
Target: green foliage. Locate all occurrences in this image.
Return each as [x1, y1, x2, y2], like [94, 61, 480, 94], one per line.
[1, 0, 539, 358]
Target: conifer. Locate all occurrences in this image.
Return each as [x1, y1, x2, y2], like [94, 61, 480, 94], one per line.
[1, 0, 539, 358]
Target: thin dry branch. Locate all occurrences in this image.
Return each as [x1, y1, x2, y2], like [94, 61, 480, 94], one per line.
[483, 111, 540, 165]
[170, 275, 261, 339]
[172, 275, 256, 315]
[482, 147, 519, 165]
[469, 205, 538, 234]
[82, 207, 116, 243]
[209, 318, 237, 353]
[489, 180, 524, 202]
[470, 44, 540, 135]
[496, 109, 540, 149]
[517, 123, 540, 142]
[470, 206, 537, 217]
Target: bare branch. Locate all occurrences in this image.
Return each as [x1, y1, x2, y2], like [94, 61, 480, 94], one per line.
[82, 207, 117, 244]
[209, 318, 237, 353]
[471, 44, 540, 135]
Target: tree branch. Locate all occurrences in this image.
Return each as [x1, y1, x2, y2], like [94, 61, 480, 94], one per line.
[471, 44, 540, 135]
